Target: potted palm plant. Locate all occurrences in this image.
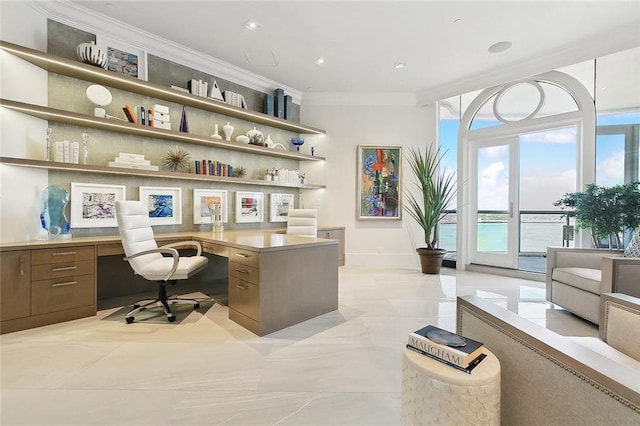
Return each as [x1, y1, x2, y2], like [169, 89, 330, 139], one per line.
[404, 145, 457, 274]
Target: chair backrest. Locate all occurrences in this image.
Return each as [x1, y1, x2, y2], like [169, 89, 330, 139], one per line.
[286, 208, 318, 236]
[115, 200, 161, 274]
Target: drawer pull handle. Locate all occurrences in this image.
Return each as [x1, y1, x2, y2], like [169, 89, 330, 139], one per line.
[20, 255, 25, 276]
[235, 284, 248, 290]
[235, 253, 249, 258]
[52, 251, 77, 256]
[51, 266, 77, 272]
[234, 268, 249, 274]
[52, 281, 77, 287]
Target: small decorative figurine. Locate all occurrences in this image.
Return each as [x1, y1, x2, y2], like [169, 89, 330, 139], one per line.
[82, 133, 89, 164]
[45, 127, 52, 161]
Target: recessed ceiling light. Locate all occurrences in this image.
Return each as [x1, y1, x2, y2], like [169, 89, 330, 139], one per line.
[244, 20, 259, 31]
[394, 61, 407, 69]
[314, 57, 325, 65]
[488, 41, 512, 54]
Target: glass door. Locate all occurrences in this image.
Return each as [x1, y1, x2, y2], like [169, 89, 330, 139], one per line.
[469, 137, 519, 268]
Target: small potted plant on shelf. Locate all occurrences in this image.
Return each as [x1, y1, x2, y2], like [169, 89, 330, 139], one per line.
[403, 145, 457, 274]
[554, 182, 640, 249]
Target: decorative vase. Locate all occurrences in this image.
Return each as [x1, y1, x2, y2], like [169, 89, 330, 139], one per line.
[76, 41, 107, 69]
[223, 122, 234, 141]
[416, 248, 447, 274]
[265, 134, 274, 148]
[40, 185, 71, 237]
[179, 106, 189, 133]
[211, 123, 222, 139]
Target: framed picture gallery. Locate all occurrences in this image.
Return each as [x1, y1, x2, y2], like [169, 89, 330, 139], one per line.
[235, 191, 264, 223]
[97, 35, 148, 80]
[139, 186, 182, 225]
[270, 193, 294, 222]
[193, 189, 228, 224]
[70, 182, 126, 228]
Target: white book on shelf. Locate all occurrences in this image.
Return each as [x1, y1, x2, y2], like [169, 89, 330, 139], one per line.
[118, 152, 145, 160]
[63, 140, 70, 163]
[72, 141, 79, 164]
[114, 157, 151, 166]
[108, 161, 159, 171]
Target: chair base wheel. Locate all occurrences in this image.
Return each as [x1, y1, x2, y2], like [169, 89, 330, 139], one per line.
[125, 316, 134, 324]
[194, 303, 200, 310]
[133, 304, 140, 309]
[168, 315, 176, 322]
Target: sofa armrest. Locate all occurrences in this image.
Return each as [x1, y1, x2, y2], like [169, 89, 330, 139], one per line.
[601, 257, 640, 296]
[600, 293, 640, 361]
[457, 295, 640, 424]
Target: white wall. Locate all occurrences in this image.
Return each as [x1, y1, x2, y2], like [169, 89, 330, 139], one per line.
[0, 1, 49, 243]
[301, 101, 438, 268]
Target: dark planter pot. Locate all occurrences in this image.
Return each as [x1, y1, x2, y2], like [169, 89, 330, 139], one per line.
[416, 248, 447, 274]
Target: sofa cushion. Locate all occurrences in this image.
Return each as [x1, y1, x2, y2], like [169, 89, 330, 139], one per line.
[624, 228, 640, 257]
[568, 337, 640, 373]
[552, 267, 601, 294]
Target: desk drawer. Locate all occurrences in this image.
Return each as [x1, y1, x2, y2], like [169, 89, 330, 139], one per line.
[31, 274, 95, 315]
[202, 242, 229, 257]
[32, 246, 95, 265]
[229, 278, 259, 321]
[229, 261, 260, 285]
[32, 259, 95, 281]
[229, 248, 259, 269]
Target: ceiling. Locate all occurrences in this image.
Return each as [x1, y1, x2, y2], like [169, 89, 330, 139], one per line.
[70, 1, 640, 101]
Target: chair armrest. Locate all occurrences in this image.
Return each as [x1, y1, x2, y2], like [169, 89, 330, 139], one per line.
[601, 256, 640, 295]
[600, 293, 640, 361]
[160, 240, 203, 256]
[124, 248, 179, 281]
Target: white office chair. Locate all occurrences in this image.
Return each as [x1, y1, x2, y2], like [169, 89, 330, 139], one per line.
[115, 200, 208, 323]
[286, 208, 318, 236]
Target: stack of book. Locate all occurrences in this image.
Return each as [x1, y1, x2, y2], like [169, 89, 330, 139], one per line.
[108, 152, 159, 171]
[194, 160, 233, 177]
[406, 325, 486, 374]
[54, 140, 79, 164]
[122, 104, 171, 130]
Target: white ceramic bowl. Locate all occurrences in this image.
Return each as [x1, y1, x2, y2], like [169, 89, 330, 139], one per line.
[235, 135, 250, 144]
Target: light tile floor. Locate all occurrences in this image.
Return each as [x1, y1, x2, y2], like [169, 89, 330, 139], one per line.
[0, 266, 597, 425]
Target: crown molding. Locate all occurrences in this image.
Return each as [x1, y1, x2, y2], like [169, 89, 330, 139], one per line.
[417, 23, 640, 106]
[27, 1, 303, 103]
[303, 92, 417, 107]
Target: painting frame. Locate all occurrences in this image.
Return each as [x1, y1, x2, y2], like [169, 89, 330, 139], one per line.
[270, 193, 295, 222]
[71, 182, 126, 228]
[96, 35, 148, 80]
[357, 145, 402, 220]
[235, 191, 264, 223]
[193, 189, 228, 224]
[139, 186, 182, 225]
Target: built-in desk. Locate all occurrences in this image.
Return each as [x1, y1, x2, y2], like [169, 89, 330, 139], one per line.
[0, 230, 339, 335]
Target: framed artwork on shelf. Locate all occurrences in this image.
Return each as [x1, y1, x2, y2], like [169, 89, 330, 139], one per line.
[70, 182, 126, 228]
[357, 145, 402, 220]
[139, 186, 182, 225]
[235, 191, 264, 223]
[270, 193, 294, 222]
[96, 35, 148, 80]
[193, 189, 228, 224]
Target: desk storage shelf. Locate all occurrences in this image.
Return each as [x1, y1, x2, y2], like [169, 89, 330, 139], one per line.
[0, 157, 325, 189]
[0, 41, 325, 135]
[0, 99, 325, 162]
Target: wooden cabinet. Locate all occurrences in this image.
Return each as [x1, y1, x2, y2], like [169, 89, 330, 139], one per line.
[228, 248, 260, 324]
[0, 245, 96, 334]
[0, 250, 31, 322]
[317, 227, 345, 266]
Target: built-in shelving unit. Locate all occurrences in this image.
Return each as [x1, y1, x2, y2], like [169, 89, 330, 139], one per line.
[0, 40, 325, 135]
[0, 157, 325, 189]
[0, 99, 325, 162]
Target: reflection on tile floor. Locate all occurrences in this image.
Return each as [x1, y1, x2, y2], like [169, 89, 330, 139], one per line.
[0, 266, 597, 425]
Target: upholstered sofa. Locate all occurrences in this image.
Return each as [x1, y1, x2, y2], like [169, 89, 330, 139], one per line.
[457, 293, 640, 425]
[546, 247, 640, 324]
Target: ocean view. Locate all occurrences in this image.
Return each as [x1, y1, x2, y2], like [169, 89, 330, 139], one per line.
[439, 221, 571, 253]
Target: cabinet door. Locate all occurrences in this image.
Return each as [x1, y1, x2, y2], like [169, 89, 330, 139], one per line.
[1, 250, 31, 321]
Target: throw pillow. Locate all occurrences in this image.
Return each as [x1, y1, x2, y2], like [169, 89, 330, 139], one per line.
[623, 228, 640, 257]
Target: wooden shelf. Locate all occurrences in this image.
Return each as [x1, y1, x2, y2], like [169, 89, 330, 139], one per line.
[0, 40, 325, 135]
[1, 99, 325, 162]
[0, 157, 325, 189]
